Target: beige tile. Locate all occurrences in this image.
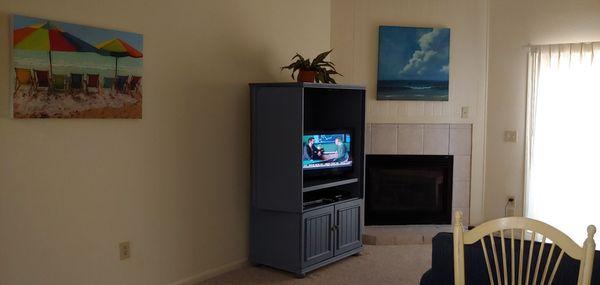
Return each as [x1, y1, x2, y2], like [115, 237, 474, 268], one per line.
[394, 234, 425, 245]
[453, 155, 471, 181]
[371, 124, 398, 154]
[397, 124, 423, 154]
[422, 232, 435, 244]
[424, 124, 450, 129]
[375, 235, 396, 245]
[365, 123, 372, 154]
[452, 181, 470, 208]
[362, 234, 377, 245]
[450, 127, 472, 155]
[363, 225, 453, 245]
[450, 124, 471, 129]
[423, 125, 449, 155]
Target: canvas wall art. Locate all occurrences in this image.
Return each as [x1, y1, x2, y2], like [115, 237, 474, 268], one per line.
[377, 26, 450, 101]
[11, 15, 143, 118]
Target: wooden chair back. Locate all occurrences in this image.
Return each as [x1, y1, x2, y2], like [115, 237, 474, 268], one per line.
[130, 76, 142, 87]
[103, 77, 115, 89]
[70, 73, 84, 90]
[453, 211, 596, 285]
[86, 74, 100, 88]
[15, 68, 32, 84]
[115, 75, 129, 92]
[52, 74, 66, 91]
[34, 70, 50, 87]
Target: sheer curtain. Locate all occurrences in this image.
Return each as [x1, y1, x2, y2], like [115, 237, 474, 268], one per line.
[525, 42, 600, 245]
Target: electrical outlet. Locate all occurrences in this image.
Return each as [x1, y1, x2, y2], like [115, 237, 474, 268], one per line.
[505, 196, 516, 217]
[119, 241, 131, 260]
[504, 130, 517, 143]
[461, 106, 469, 119]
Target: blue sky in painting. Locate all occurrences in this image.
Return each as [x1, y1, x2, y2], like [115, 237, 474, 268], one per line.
[13, 14, 143, 51]
[377, 26, 449, 81]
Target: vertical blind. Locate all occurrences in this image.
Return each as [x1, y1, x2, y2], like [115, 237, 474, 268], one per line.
[525, 42, 600, 245]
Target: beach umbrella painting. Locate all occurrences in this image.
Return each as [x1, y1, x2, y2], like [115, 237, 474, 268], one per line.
[96, 38, 143, 78]
[13, 22, 103, 74]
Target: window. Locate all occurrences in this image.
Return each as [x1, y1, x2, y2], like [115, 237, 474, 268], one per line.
[525, 43, 600, 244]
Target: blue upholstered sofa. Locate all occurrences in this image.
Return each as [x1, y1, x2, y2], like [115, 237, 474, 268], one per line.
[420, 232, 600, 285]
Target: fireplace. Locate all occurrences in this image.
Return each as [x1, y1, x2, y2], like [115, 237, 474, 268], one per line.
[365, 155, 453, 225]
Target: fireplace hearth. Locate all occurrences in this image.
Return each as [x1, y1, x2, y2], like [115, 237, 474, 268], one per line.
[365, 155, 453, 225]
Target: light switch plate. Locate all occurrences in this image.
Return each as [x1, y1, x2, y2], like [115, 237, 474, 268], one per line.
[461, 106, 469, 119]
[504, 130, 517, 143]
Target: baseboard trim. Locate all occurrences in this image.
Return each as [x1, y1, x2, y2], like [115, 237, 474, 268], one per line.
[169, 258, 248, 285]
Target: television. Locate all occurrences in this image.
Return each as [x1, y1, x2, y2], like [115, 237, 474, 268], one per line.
[302, 132, 353, 171]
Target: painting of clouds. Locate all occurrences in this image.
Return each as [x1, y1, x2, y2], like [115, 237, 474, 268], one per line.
[377, 26, 450, 101]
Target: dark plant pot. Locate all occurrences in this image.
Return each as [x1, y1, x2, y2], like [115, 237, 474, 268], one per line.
[297, 70, 316, 83]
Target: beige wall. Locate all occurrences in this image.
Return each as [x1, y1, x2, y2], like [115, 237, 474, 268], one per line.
[0, 1, 330, 284]
[331, 0, 489, 224]
[485, 0, 600, 220]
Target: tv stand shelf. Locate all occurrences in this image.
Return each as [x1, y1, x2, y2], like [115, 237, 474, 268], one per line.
[303, 177, 359, 192]
[303, 197, 359, 211]
[250, 83, 365, 277]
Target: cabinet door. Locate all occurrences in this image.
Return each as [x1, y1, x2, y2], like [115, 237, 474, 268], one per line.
[334, 200, 362, 255]
[302, 207, 335, 267]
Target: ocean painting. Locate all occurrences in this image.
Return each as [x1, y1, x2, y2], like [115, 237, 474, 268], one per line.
[11, 15, 143, 118]
[377, 26, 450, 101]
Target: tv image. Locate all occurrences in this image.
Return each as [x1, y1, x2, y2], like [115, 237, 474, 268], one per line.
[303, 133, 352, 170]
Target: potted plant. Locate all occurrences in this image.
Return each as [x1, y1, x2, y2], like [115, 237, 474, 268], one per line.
[281, 50, 342, 83]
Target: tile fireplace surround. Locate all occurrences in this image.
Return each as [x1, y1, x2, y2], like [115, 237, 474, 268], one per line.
[364, 123, 472, 245]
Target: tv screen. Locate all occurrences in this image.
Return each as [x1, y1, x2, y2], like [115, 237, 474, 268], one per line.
[303, 133, 352, 170]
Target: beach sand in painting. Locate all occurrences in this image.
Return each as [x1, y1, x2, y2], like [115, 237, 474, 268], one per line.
[13, 88, 142, 119]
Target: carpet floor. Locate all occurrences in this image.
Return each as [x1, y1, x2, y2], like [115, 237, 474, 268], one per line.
[198, 244, 432, 285]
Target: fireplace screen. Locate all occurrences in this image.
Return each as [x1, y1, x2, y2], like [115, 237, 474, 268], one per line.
[365, 155, 453, 225]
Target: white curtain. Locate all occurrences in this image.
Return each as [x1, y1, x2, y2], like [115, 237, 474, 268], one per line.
[525, 42, 600, 245]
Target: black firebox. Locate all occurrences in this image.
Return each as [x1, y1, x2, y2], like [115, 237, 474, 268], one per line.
[365, 155, 453, 225]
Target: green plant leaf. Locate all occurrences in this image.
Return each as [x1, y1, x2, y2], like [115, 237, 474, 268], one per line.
[326, 70, 342, 76]
[315, 62, 337, 70]
[312, 49, 332, 65]
[291, 53, 304, 61]
[283, 50, 341, 83]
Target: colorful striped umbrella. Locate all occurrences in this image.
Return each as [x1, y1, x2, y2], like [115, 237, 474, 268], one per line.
[96, 38, 143, 78]
[13, 22, 102, 74]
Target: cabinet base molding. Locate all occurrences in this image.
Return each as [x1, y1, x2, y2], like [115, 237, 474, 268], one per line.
[300, 246, 363, 275]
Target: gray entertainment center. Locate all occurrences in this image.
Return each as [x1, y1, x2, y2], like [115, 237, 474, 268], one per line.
[249, 83, 366, 277]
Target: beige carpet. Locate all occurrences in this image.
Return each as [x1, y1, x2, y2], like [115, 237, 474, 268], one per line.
[198, 244, 432, 285]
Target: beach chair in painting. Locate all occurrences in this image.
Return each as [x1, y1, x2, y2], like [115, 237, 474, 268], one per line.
[102, 77, 115, 96]
[115, 75, 129, 94]
[128, 76, 142, 96]
[85, 74, 100, 95]
[68, 73, 84, 95]
[14, 68, 34, 96]
[51, 74, 67, 94]
[33, 70, 51, 94]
